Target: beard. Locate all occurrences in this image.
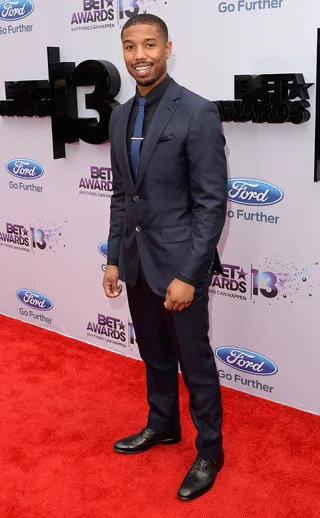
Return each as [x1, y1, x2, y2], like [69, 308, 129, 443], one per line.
[130, 63, 167, 88]
[135, 76, 157, 87]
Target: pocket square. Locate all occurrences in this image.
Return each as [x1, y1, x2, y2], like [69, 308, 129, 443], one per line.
[158, 133, 175, 143]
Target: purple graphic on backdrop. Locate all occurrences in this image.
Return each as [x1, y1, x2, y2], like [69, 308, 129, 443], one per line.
[34, 218, 68, 253]
[211, 264, 248, 301]
[211, 259, 320, 303]
[87, 313, 127, 347]
[79, 166, 113, 197]
[0, 220, 68, 253]
[260, 256, 320, 302]
[71, 0, 170, 31]
[136, 0, 169, 14]
[86, 313, 137, 349]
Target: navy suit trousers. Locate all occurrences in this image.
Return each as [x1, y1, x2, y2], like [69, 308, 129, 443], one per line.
[126, 270, 223, 460]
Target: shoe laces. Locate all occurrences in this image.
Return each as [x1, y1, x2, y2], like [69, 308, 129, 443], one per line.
[194, 456, 208, 472]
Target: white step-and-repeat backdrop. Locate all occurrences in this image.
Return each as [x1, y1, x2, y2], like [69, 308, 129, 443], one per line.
[0, 0, 319, 413]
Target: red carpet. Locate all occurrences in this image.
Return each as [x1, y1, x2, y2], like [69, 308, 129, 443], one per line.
[0, 314, 319, 518]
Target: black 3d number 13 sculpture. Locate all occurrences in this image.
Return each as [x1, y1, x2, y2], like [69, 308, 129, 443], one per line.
[0, 45, 319, 182]
[0, 47, 121, 159]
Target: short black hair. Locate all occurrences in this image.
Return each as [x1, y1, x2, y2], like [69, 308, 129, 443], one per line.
[121, 14, 168, 42]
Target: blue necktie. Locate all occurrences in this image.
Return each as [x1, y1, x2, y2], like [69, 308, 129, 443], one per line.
[131, 97, 147, 178]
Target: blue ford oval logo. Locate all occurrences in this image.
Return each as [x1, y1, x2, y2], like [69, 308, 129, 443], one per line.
[215, 347, 278, 376]
[16, 289, 53, 311]
[0, 0, 34, 21]
[6, 159, 44, 180]
[98, 241, 108, 258]
[228, 178, 284, 206]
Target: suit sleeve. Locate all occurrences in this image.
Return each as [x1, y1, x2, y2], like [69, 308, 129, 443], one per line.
[177, 101, 228, 283]
[107, 109, 125, 265]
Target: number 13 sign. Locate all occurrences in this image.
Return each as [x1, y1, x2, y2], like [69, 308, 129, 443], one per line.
[0, 46, 121, 159]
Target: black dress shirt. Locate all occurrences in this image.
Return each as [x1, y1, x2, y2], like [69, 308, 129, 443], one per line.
[126, 73, 172, 165]
[108, 74, 196, 288]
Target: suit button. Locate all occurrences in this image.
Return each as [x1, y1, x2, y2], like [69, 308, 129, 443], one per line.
[136, 226, 141, 232]
[133, 195, 139, 202]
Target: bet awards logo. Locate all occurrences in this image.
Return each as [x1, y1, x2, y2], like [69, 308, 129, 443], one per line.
[71, 1, 169, 31]
[211, 259, 315, 303]
[227, 178, 283, 225]
[211, 264, 250, 301]
[0, 220, 67, 253]
[79, 166, 113, 197]
[71, 0, 167, 31]
[6, 158, 44, 193]
[71, 0, 116, 30]
[216, 74, 313, 124]
[87, 313, 136, 350]
[71, 0, 137, 31]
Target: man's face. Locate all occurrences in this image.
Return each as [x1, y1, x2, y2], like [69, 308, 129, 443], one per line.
[122, 24, 172, 87]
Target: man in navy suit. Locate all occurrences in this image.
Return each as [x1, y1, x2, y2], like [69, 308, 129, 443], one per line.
[103, 13, 228, 501]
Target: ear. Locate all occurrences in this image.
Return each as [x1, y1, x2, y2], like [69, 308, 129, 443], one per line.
[165, 40, 172, 59]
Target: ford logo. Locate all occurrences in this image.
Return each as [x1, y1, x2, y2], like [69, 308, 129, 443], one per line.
[16, 289, 53, 311]
[0, 0, 34, 21]
[98, 241, 108, 258]
[6, 158, 44, 180]
[228, 178, 284, 206]
[215, 346, 278, 376]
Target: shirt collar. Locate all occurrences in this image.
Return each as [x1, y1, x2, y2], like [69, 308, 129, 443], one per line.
[135, 74, 172, 105]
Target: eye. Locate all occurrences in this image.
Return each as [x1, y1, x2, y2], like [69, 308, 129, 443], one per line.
[146, 43, 155, 48]
[125, 45, 134, 50]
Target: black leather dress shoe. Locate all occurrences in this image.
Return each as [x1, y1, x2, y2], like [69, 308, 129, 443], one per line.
[113, 427, 181, 454]
[177, 451, 224, 501]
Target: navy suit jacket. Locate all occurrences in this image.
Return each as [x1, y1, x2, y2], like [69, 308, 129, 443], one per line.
[107, 79, 228, 296]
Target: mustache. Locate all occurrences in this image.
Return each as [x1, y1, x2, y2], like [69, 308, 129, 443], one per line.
[133, 62, 153, 66]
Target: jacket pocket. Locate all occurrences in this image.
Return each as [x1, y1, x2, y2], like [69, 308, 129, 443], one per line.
[162, 224, 191, 243]
[157, 133, 175, 143]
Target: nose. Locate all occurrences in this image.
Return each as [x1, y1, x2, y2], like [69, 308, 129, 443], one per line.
[134, 44, 148, 62]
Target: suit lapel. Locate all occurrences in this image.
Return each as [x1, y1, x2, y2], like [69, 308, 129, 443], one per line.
[116, 96, 135, 192]
[134, 81, 181, 192]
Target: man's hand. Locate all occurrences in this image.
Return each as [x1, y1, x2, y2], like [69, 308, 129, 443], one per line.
[103, 265, 123, 298]
[164, 278, 195, 312]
